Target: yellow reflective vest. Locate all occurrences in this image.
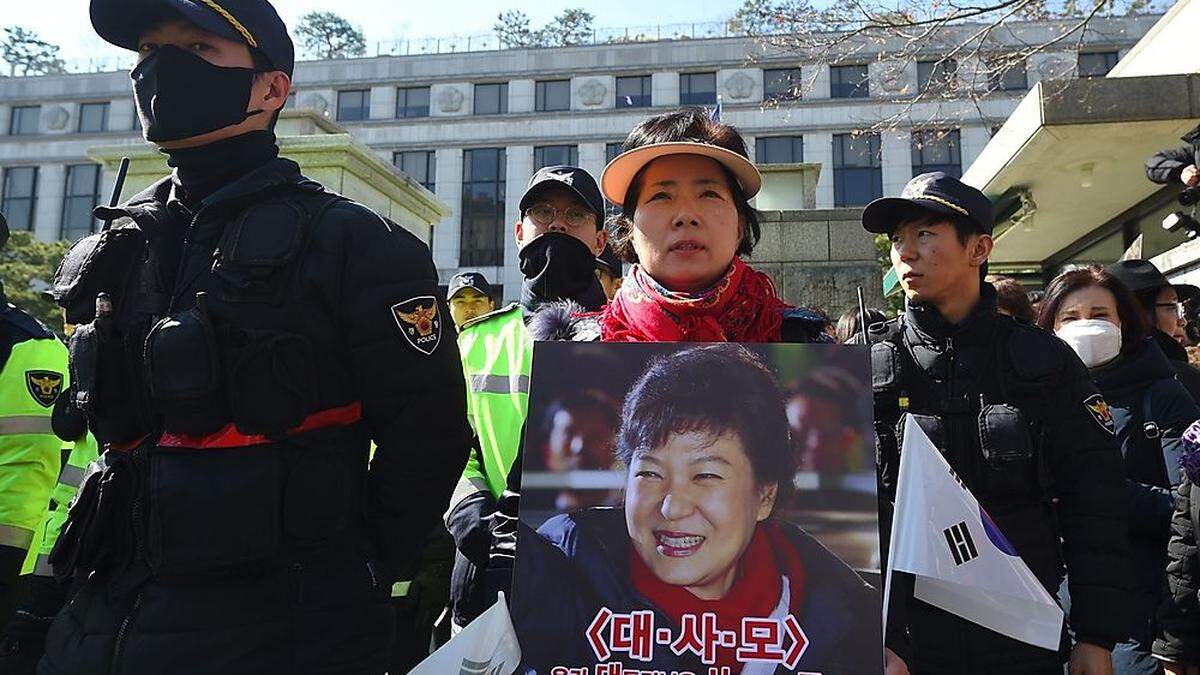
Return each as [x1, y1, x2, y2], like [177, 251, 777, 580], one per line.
[453, 304, 531, 503]
[0, 305, 67, 553]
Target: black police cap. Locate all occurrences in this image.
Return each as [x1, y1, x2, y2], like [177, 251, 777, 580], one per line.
[519, 166, 605, 225]
[448, 272, 493, 301]
[1106, 259, 1200, 303]
[91, 0, 294, 76]
[862, 172, 994, 236]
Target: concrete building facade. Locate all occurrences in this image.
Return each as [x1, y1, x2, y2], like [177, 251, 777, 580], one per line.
[0, 16, 1157, 304]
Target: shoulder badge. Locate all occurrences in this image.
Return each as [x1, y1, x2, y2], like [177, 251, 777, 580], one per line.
[26, 370, 63, 408]
[391, 296, 443, 356]
[1083, 393, 1115, 435]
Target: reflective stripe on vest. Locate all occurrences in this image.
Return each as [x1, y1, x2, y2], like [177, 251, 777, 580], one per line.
[469, 373, 530, 396]
[0, 416, 54, 436]
[32, 552, 52, 577]
[57, 462, 85, 489]
[457, 305, 532, 500]
[0, 524, 33, 550]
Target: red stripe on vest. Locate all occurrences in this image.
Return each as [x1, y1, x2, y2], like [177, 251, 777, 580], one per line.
[158, 402, 362, 449]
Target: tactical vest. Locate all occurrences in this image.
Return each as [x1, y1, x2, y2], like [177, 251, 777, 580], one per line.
[869, 316, 1064, 587]
[50, 179, 372, 580]
[456, 303, 532, 501]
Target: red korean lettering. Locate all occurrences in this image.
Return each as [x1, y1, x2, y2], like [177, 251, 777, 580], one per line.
[669, 612, 721, 664]
[735, 617, 786, 664]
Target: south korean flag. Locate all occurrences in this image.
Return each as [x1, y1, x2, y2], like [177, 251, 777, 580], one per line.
[883, 415, 1064, 651]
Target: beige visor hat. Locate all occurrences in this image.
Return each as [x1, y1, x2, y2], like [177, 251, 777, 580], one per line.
[600, 141, 763, 205]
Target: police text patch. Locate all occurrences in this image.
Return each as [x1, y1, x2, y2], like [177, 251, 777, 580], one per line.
[1083, 393, 1115, 435]
[390, 296, 442, 356]
[25, 370, 63, 408]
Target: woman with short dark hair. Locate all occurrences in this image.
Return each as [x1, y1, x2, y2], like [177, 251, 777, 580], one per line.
[1037, 265, 1200, 674]
[512, 345, 880, 673]
[530, 108, 829, 344]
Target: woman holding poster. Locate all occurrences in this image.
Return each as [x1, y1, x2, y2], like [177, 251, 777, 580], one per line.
[528, 107, 830, 345]
[512, 344, 882, 674]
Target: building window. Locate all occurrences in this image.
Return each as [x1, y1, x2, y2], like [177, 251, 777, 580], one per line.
[394, 151, 436, 192]
[680, 72, 717, 106]
[987, 58, 1027, 92]
[763, 68, 803, 102]
[2, 167, 38, 231]
[337, 89, 370, 122]
[616, 75, 652, 108]
[917, 59, 958, 94]
[61, 164, 102, 241]
[830, 64, 869, 99]
[78, 102, 109, 133]
[535, 80, 571, 112]
[9, 106, 40, 135]
[604, 143, 623, 217]
[1078, 51, 1118, 78]
[533, 145, 578, 170]
[911, 129, 962, 178]
[396, 86, 430, 118]
[755, 136, 803, 164]
[474, 83, 509, 115]
[833, 133, 882, 207]
[460, 148, 506, 267]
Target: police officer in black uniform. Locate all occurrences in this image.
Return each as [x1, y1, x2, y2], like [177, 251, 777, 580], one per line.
[861, 173, 1132, 675]
[37, 2, 472, 673]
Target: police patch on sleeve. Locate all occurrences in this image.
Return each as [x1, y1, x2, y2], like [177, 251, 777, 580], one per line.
[1083, 393, 1115, 435]
[390, 296, 442, 356]
[25, 370, 63, 408]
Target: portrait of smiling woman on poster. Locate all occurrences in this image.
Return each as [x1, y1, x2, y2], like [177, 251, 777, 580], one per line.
[511, 344, 883, 674]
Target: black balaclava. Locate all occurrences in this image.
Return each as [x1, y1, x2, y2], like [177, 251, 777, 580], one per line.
[518, 232, 607, 313]
[164, 129, 279, 207]
[132, 45, 265, 143]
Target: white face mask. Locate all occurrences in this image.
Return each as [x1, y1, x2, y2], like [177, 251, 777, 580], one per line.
[1056, 319, 1122, 368]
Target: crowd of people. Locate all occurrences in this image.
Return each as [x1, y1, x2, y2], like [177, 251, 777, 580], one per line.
[1, 0, 1200, 674]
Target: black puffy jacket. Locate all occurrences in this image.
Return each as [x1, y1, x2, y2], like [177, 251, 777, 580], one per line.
[38, 157, 472, 675]
[1155, 472, 1200, 664]
[870, 285, 1132, 673]
[1146, 124, 1200, 186]
[1090, 338, 1200, 646]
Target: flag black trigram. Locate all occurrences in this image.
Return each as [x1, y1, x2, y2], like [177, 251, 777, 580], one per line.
[943, 521, 979, 566]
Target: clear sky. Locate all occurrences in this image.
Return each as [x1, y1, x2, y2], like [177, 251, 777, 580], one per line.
[2, 1, 747, 71]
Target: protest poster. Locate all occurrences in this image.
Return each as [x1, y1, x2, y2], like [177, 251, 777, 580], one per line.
[510, 342, 883, 675]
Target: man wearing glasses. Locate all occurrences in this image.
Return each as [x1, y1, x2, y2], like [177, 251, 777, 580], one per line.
[1108, 260, 1200, 402]
[446, 165, 608, 631]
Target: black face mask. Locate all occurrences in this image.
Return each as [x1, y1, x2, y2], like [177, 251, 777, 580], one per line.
[132, 45, 263, 143]
[518, 232, 607, 312]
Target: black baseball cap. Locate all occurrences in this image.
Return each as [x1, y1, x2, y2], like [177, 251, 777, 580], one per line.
[519, 166, 604, 225]
[1106, 259, 1200, 303]
[448, 272, 493, 301]
[91, 0, 295, 76]
[862, 172, 994, 235]
[595, 245, 623, 278]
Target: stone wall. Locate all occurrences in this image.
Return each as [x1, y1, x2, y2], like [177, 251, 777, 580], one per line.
[752, 208, 883, 318]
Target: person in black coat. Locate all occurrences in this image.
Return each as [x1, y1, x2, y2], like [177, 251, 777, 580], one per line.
[511, 344, 882, 674]
[1039, 265, 1200, 674]
[1146, 124, 1200, 190]
[1154, 421, 1200, 675]
[1108, 260, 1200, 405]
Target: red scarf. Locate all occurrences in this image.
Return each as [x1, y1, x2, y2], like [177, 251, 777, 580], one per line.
[630, 522, 807, 672]
[597, 258, 790, 343]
